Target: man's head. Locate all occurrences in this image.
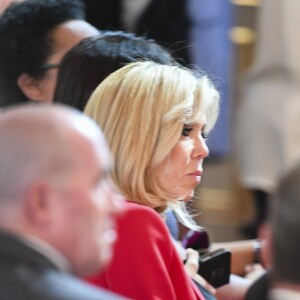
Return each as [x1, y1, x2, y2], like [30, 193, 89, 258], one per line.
[270, 160, 300, 285]
[0, 104, 122, 276]
[0, 0, 99, 107]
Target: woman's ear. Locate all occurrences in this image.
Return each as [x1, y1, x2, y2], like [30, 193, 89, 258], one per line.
[17, 73, 44, 102]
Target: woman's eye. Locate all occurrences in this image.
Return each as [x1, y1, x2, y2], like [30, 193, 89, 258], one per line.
[181, 126, 193, 137]
[201, 132, 208, 139]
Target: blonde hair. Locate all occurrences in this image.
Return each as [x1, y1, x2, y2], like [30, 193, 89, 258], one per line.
[85, 61, 219, 229]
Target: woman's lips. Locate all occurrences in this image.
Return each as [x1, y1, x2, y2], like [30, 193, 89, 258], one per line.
[187, 170, 203, 184]
[188, 170, 203, 176]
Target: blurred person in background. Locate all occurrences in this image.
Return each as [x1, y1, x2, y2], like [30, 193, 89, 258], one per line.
[246, 158, 300, 300]
[0, 104, 125, 300]
[53, 31, 175, 111]
[0, 0, 98, 107]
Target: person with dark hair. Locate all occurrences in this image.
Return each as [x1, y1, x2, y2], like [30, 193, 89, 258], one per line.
[0, 104, 125, 300]
[0, 0, 99, 107]
[269, 164, 300, 298]
[246, 157, 300, 300]
[53, 31, 175, 111]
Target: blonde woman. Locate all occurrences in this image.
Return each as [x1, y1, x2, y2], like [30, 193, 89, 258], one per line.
[85, 61, 219, 300]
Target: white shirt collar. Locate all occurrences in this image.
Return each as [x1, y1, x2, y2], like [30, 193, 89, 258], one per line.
[20, 234, 71, 273]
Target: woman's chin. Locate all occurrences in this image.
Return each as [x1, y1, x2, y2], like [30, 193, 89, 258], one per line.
[181, 191, 195, 202]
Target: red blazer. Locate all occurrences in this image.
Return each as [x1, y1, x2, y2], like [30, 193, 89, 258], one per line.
[87, 201, 204, 300]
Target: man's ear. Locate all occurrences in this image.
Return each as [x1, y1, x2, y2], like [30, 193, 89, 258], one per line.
[17, 73, 44, 102]
[24, 181, 52, 227]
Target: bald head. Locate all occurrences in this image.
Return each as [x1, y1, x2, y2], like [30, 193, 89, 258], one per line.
[0, 104, 108, 200]
[0, 104, 121, 275]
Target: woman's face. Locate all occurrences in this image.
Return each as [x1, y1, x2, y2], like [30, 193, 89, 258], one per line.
[157, 115, 209, 201]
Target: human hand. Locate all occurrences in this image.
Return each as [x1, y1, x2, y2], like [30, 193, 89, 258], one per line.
[184, 248, 216, 295]
[216, 274, 251, 300]
[244, 263, 266, 282]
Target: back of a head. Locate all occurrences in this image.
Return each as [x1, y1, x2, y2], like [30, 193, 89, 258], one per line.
[0, 104, 121, 279]
[0, 0, 86, 107]
[53, 31, 175, 111]
[0, 104, 100, 202]
[272, 161, 300, 284]
[85, 61, 219, 211]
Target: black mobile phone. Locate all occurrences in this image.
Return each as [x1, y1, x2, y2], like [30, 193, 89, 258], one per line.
[198, 248, 231, 288]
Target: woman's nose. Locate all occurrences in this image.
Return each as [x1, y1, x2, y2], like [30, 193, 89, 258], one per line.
[192, 135, 209, 159]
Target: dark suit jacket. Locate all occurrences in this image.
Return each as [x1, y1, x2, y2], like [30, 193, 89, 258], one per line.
[0, 231, 126, 300]
[245, 271, 271, 300]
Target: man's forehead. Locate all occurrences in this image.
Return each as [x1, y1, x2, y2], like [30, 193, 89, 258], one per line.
[49, 20, 99, 63]
[59, 20, 99, 36]
[51, 20, 99, 49]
